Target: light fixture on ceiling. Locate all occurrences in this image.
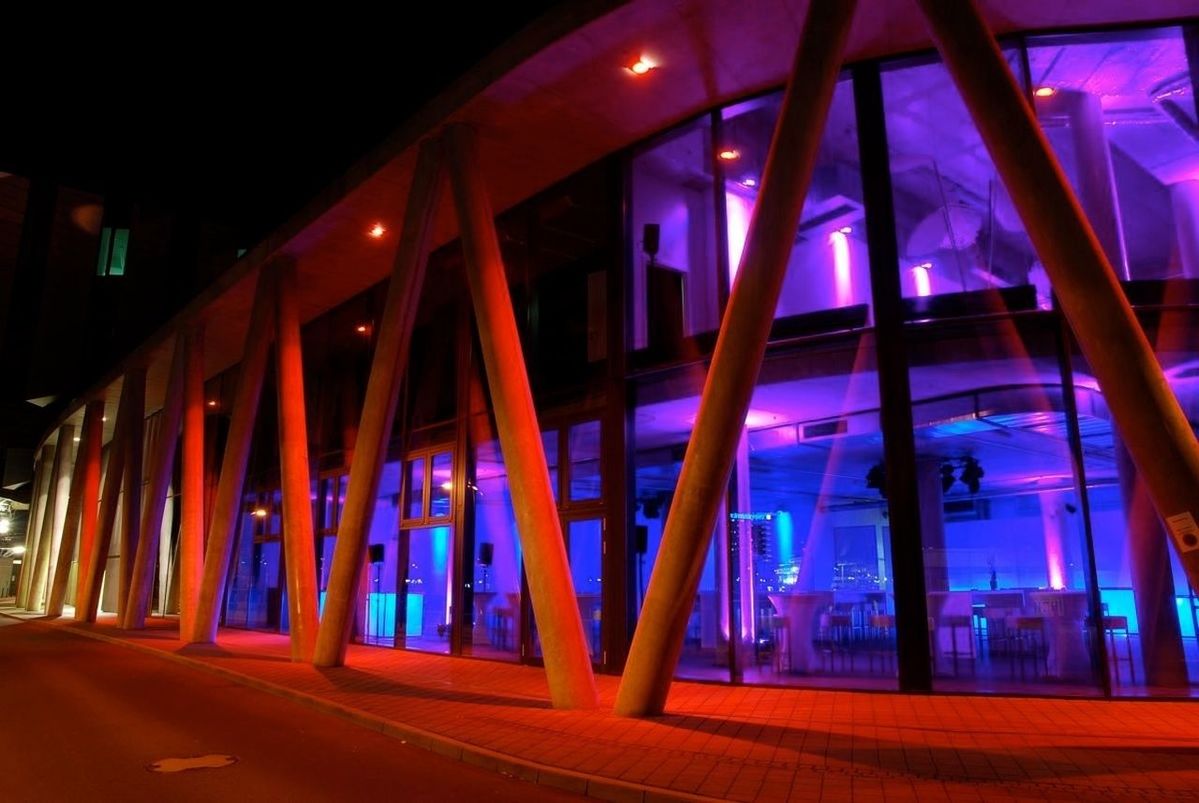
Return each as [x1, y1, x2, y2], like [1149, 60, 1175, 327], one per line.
[368, 222, 386, 239]
[865, 462, 886, 499]
[253, 507, 269, 519]
[741, 177, 757, 188]
[1034, 86, 1057, 98]
[718, 148, 741, 162]
[627, 55, 656, 75]
[207, 400, 218, 408]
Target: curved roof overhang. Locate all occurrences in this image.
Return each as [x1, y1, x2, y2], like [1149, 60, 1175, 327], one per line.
[42, 0, 1198, 447]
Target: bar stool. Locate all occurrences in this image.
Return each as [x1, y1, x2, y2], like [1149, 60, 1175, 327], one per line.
[771, 616, 792, 673]
[1102, 615, 1136, 686]
[1011, 616, 1047, 680]
[867, 613, 896, 674]
[820, 612, 855, 672]
[941, 614, 976, 677]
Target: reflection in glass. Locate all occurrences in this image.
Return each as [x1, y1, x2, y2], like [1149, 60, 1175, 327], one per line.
[404, 458, 425, 521]
[721, 79, 871, 324]
[430, 451, 453, 518]
[883, 54, 1037, 312]
[630, 116, 719, 355]
[470, 436, 523, 662]
[568, 421, 602, 502]
[1030, 28, 1199, 286]
[362, 461, 401, 646]
[397, 525, 455, 655]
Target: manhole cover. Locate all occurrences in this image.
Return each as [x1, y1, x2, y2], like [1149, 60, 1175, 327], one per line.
[148, 755, 238, 773]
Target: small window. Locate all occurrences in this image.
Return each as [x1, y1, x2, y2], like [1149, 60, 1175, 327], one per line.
[96, 226, 130, 276]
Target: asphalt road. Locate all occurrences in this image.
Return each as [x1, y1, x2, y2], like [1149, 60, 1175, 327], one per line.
[1, 617, 582, 802]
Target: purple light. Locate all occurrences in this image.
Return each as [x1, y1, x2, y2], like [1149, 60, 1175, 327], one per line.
[725, 191, 753, 282]
[912, 262, 933, 297]
[830, 230, 853, 308]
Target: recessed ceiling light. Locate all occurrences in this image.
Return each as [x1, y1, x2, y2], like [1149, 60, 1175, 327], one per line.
[718, 149, 740, 162]
[253, 508, 269, 518]
[1034, 86, 1056, 98]
[741, 177, 757, 188]
[627, 56, 655, 75]
[207, 400, 218, 408]
[356, 324, 370, 334]
[368, 222, 386, 238]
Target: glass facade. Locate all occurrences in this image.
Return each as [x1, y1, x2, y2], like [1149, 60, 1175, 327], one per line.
[216, 23, 1199, 700]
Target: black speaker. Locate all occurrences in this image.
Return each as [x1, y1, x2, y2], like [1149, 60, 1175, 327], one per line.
[642, 223, 660, 258]
[478, 542, 494, 566]
[368, 544, 385, 564]
[634, 525, 648, 555]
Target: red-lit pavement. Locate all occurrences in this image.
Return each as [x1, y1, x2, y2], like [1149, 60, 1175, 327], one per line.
[0, 614, 581, 802]
[5, 606, 1199, 801]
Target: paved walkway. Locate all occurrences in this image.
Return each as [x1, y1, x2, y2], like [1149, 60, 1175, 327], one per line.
[4, 605, 1199, 802]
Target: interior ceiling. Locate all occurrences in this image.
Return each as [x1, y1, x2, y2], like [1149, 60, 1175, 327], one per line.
[48, 0, 1197, 447]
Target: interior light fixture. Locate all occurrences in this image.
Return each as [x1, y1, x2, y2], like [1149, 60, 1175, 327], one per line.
[440, 480, 453, 491]
[253, 508, 269, 518]
[368, 222, 386, 238]
[207, 400, 218, 408]
[718, 148, 741, 162]
[627, 56, 656, 75]
[11, 544, 24, 555]
[1034, 86, 1056, 98]
[73, 437, 81, 442]
[838, 225, 852, 235]
[865, 462, 886, 499]
[0, 518, 9, 535]
[741, 177, 757, 188]
[356, 324, 369, 334]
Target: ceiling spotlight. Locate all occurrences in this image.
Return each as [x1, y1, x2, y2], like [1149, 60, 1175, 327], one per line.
[718, 148, 741, 162]
[865, 462, 886, 499]
[960, 456, 984, 494]
[102, 416, 108, 422]
[368, 222, 386, 239]
[1034, 86, 1056, 98]
[741, 177, 757, 188]
[627, 56, 656, 75]
[253, 508, 269, 519]
[838, 226, 852, 235]
[207, 400, 218, 408]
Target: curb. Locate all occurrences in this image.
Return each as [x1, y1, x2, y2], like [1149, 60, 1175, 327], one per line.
[1, 611, 717, 803]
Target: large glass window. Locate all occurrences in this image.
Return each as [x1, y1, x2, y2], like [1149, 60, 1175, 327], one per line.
[907, 314, 1101, 695]
[883, 54, 1039, 315]
[1030, 28, 1199, 288]
[720, 79, 871, 326]
[1072, 307, 1199, 696]
[630, 117, 720, 355]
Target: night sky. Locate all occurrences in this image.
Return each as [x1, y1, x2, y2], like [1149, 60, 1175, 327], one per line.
[1, 3, 564, 244]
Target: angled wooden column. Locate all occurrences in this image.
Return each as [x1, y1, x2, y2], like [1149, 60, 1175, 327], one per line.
[28, 427, 73, 611]
[16, 444, 54, 609]
[444, 124, 598, 710]
[616, 0, 857, 717]
[123, 339, 186, 629]
[78, 367, 144, 622]
[188, 270, 277, 643]
[178, 327, 206, 637]
[47, 400, 104, 617]
[274, 261, 320, 661]
[914, 0, 1199, 593]
[314, 140, 444, 667]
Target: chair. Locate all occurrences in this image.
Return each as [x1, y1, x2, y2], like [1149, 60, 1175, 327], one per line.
[1010, 616, 1047, 680]
[940, 614, 976, 677]
[1102, 615, 1136, 686]
[866, 614, 896, 674]
[819, 612, 855, 672]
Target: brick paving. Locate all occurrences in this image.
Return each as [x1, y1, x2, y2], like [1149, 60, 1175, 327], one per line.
[6, 607, 1199, 801]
